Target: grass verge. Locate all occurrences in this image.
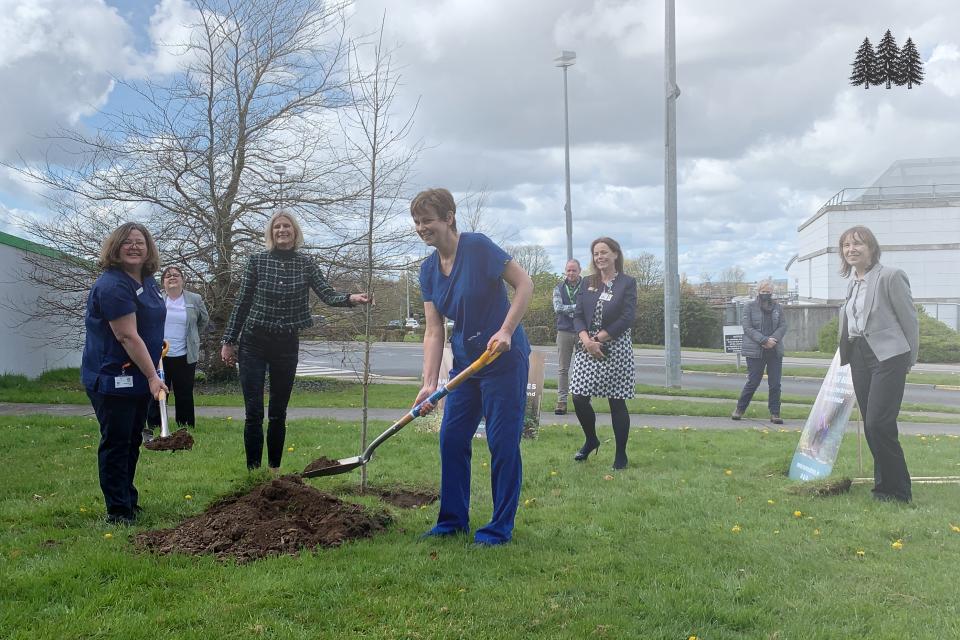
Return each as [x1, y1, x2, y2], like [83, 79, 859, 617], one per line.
[2, 415, 960, 639]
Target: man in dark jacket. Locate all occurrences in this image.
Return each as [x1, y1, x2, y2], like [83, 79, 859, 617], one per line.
[732, 280, 788, 424]
[552, 259, 582, 415]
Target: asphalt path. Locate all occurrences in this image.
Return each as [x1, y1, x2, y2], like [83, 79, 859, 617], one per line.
[299, 342, 960, 407]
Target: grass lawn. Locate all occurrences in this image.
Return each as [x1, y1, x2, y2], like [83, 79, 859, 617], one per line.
[3, 415, 960, 639]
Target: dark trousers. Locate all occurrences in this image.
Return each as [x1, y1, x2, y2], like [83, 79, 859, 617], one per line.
[87, 390, 148, 518]
[238, 329, 299, 469]
[147, 355, 197, 428]
[849, 338, 912, 501]
[572, 395, 631, 466]
[736, 350, 783, 414]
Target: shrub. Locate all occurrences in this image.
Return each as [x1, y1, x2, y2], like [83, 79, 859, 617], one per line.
[818, 317, 839, 353]
[524, 325, 555, 346]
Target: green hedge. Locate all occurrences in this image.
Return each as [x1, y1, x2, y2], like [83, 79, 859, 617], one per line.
[525, 325, 555, 346]
[817, 307, 960, 363]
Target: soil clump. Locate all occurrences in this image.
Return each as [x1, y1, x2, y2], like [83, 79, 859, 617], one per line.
[134, 476, 390, 562]
[366, 486, 438, 509]
[303, 456, 342, 475]
[143, 428, 194, 452]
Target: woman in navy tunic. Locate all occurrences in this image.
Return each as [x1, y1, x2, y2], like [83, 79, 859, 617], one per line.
[81, 223, 167, 525]
[411, 188, 533, 545]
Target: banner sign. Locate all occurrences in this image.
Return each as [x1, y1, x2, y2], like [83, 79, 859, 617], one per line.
[788, 350, 857, 481]
[522, 351, 546, 439]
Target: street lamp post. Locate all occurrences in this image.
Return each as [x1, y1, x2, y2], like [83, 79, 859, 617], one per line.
[273, 164, 286, 207]
[555, 50, 576, 261]
[663, 0, 682, 388]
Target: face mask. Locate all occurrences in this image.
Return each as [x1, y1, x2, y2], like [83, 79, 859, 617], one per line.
[759, 293, 773, 302]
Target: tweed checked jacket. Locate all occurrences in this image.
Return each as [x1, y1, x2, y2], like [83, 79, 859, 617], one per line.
[222, 249, 353, 344]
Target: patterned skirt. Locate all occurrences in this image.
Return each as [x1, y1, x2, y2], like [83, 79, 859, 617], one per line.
[569, 329, 635, 399]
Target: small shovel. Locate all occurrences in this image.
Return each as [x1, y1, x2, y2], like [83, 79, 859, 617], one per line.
[156, 341, 171, 438]
[302, 346, 502, 478]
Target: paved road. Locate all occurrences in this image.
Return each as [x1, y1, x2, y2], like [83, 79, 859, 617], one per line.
[299, 342, 960, 407]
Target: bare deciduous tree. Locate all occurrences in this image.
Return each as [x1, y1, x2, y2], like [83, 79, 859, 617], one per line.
[624, 251, 664, 289]
[507, 244, 553, 276]
[9, 0, 374, 377]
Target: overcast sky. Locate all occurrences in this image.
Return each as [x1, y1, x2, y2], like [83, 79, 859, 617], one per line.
[2, 0, 959, 281]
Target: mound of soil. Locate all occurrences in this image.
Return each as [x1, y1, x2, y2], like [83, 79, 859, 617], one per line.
[144, 429, 194, 452]
[366, 486, 438, 509]
[303, 456, 342, 475]
[788, 477, 853, 497]
[134, 476, 391, 562]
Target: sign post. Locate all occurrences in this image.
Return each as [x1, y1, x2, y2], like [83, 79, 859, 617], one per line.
[723, 325, 744, 371]
[523, 351, 546, 439]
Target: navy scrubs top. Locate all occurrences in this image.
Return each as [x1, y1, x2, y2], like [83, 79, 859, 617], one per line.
[419, 232, 530, 378]
[81, 268, 166, 396]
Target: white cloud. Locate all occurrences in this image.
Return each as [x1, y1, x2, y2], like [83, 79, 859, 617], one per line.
[926, 43, 960, 97]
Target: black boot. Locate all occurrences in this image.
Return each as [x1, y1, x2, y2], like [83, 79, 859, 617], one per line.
[610, 399, 630, 470]
[572, 395, 600, 461]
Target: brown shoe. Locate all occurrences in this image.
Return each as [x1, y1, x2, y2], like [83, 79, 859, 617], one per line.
[770, 414, 784, 425]
[554, 400, 567, 415]
[731, 409, 743, 421]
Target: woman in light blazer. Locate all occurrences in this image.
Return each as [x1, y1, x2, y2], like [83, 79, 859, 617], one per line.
[837, 226, 918, 503]
[146, 265, 209, 434]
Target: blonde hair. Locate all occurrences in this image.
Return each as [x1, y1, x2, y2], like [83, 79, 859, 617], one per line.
[264, 210, 303, 250]
[98, 222, 160, 276]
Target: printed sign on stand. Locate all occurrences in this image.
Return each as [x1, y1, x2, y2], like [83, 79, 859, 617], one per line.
[723, 324, 744, 370]
[523, 351, 546, 439]
[789, 350, 857, 481]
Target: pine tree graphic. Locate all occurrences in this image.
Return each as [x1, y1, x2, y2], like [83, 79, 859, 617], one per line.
[849, 37, 879, 89]
[876, 29, 901, 89]
[899, 37, 924, 88]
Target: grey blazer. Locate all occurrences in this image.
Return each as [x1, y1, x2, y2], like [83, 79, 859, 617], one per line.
[740, 299, 787, 358]
[837, 263, 918, 366]
[162, 290, 210, 364]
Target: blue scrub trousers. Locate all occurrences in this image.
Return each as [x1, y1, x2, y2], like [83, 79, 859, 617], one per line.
[430, 358, 528, 544]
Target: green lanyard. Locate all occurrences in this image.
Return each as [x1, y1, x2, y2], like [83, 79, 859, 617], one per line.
[564, 281, 581, 302]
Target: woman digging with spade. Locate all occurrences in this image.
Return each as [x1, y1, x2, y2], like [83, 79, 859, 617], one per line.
[411, 188, 533, 546]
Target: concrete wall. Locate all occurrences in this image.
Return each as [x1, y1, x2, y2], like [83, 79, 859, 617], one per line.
[0, 243, 83, 377]
[720, 302, 839, 352]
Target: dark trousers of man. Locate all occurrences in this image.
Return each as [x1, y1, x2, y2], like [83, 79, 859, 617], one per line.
[147, 355, 198, 428]
[238, 329, 299, 470]
[849, 338, 912, 501]
[736, 350, 783, 414]
[87, 390, 148, 519]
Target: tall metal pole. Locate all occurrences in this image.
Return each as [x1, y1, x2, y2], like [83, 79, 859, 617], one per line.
[664, 0, 682, 388]
[555, 50, 576, 261]
[562, 66, 574, 261]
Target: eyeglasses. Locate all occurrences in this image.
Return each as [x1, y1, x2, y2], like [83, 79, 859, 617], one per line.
[164, 273, 182, 280]
[121, 240, 147, 248]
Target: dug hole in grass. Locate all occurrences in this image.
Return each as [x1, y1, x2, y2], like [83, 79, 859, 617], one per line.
[2, 415, 960, 638]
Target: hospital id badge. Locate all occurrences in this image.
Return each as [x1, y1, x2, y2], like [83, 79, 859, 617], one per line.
[599, 292, 613, 302]
[115, 375, 134, 389]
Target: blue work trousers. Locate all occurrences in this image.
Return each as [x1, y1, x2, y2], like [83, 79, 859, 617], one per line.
[736, 350, 783, 414]
[432, 359, 529, 545]
[87, 390, 148, 518]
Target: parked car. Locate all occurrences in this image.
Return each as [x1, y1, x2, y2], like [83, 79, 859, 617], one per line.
[405, 318, 420, 329]
[387, 319, 402, 329]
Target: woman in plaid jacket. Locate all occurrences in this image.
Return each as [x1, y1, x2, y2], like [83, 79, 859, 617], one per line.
[221, 210, 373, 473]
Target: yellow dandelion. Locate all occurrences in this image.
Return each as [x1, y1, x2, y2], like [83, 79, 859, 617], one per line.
[724, 469, 733, 476]
[287, 446, 294, 452]
[731, 524, 742, 534]
[458, 588, 466, 593]
[603, 474, 614, 481]
[550, 470, 558, 477]
[482, 462, 488, 467]
[856, 549, 865, 557]
[950, 524, 960, 533]
[184, 494, 193, 500]
[103, 533, 113, 539]
[227, 416, 233, 421]
[80, 507, 87, 512]
[767, 499, 775, 505]
[813, 528, 821, 536]
[891, 539, 903, 550]
[920, 436, 927, 442]
[689, 636, 699, 640]
[793, 510, 803, 518]
[773, 530, 781, 534]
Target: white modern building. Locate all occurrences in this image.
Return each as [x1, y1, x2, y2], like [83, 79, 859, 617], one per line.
[0, 231, 84, 376]
[786, 158, 960, 329]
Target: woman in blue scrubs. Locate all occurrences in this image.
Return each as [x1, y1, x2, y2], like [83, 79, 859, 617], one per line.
[411, 188, 533, 545]
[81, 223, 167, 525]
